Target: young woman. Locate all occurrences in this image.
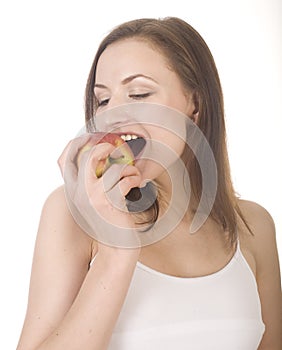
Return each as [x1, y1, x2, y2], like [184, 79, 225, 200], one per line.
[17, 17, 281, 349]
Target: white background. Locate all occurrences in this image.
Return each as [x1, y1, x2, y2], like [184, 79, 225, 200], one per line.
[0, 0, 281, 348]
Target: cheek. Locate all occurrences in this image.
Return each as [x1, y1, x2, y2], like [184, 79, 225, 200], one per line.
[160, 79, 191, 115]
[143, 128, 186, 178]
[134, 135, 185, 183]
[151, 127, 186, 157]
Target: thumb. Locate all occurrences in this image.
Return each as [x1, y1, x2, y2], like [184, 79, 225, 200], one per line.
[57, 134, 91, 178]
[57, 140, 73, 178]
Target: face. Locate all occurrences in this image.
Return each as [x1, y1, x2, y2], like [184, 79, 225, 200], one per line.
[94, 39, 196, 184]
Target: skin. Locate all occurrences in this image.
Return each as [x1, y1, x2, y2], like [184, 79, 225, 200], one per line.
[17, 39, 281, 349]
[75, 133, 135, 177]
[94, 39, 192, 187]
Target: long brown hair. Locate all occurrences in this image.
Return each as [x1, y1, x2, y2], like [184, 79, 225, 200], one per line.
[84, 17, 250, 245]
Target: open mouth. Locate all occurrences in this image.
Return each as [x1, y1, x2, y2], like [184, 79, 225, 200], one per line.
[119, 134, 146, 158]
[117, 134, 152, 209]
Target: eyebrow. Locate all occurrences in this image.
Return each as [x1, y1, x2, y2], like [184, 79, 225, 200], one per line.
[94, 74, 158, 89]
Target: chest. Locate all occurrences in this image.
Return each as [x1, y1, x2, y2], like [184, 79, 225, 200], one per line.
[139, 233, 235, 278]
[108, 256, 265, 350]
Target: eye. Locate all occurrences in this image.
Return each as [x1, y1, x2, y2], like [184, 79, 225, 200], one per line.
[97, 98, 110, 107]
[129, 92, 152, 100]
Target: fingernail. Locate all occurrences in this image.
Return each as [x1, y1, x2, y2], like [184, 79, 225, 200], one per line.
[139, 180, 148, 188]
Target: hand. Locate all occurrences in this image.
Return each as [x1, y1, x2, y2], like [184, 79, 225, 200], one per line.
[58, 134, 143, 248]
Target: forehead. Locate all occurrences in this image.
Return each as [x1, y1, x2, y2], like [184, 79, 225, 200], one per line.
[95, 39, 170, 82]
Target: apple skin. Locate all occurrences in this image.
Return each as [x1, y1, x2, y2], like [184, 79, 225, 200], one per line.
[76, 132, 135, 178]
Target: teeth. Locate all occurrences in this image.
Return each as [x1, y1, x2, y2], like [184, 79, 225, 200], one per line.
[120, 134, 139, 141]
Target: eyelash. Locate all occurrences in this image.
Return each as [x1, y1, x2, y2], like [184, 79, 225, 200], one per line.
[97, 99, 109, 107]
[97, 93, 152, 107]
[129, 92, 152, 100]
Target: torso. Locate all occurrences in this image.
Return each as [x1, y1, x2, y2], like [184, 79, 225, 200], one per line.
[84, 194, 276, 349]
[86, 197, 269, 349]
[138, 214, 256, 279]
[107, 223, 265, 350]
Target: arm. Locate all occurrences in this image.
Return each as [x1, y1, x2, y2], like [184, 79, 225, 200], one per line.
[16, 186, 140, 350]
[239, 200, 282, 349]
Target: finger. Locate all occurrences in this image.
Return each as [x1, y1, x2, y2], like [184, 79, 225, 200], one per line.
[82, 143, 116, 184]
[76, 143, 117, 205]
[68, 134, 92, 167]
[101, 163, 141, 193]
[104, 168, 142, 212]
[118, 172, 143, 197]
[63, 134, 92, 183]
[57, 139, 75, 177]
[58, 134, 91, 178]
[119, 164, 141, 179]
[101, 163, 129, 193]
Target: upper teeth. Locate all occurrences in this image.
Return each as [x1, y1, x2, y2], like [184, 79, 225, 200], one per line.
[120, 134, 139, 141]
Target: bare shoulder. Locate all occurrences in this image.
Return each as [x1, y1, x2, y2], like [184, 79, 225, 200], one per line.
[237, 199, 279, 274]
[237, 199, 276, 245]
[40, 185, 98, 260]
[42, 185, 73, 216]
[41, 185, 81, 237]
[238, 199, 275, 231]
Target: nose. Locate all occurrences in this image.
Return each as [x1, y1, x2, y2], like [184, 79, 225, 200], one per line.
[106, 89, 128, 110]
[96, 99, 133, 132]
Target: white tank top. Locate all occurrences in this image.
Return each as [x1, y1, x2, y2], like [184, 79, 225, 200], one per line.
[107, 242, 265, 349]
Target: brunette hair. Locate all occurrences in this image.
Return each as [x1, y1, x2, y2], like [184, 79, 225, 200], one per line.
[84, 17, 250, 244]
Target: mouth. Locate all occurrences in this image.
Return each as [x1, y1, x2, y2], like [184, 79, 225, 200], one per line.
[117, 133, 150, 208]
[119, 133, 147, 158]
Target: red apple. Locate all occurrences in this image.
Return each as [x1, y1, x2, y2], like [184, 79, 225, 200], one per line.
[75, 132, 135, 178]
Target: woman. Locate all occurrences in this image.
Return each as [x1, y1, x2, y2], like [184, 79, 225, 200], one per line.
[17, 17, 281, 349]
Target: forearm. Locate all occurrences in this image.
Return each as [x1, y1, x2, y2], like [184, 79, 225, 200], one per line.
[37, 250, 139, 350]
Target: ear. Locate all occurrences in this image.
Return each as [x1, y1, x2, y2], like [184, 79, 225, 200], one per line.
[187, 90, 199, 124]
[191, 109, 199, 124]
